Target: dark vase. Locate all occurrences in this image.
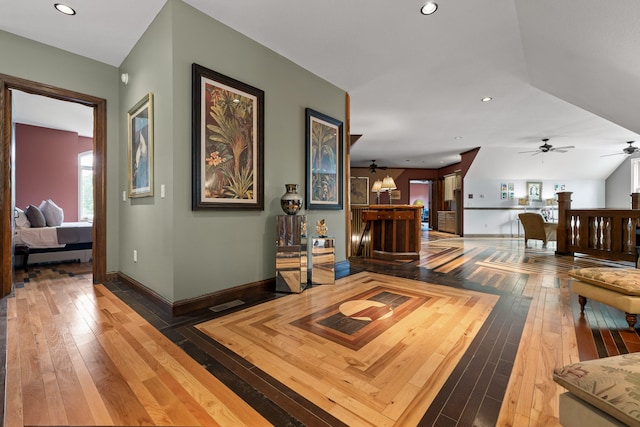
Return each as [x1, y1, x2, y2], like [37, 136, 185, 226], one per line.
[280, 184, 303, 215]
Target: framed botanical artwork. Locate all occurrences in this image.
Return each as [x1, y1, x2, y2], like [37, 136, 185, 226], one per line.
[192, 63, 264, 210]
[128, 92, 154, 198]
[305, 108, 343, 210]
[527, 181, 542, 201]
[350, 177, 369, 205]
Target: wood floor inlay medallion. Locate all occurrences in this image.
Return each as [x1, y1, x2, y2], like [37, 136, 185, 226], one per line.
[196, 272, 499, 426]
[292, 287, 427, 350]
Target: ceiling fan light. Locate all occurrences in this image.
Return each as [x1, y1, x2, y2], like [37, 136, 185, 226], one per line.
[421, 2, 438, 15]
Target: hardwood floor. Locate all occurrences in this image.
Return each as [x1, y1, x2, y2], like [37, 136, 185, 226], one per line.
[3, 234, 637, 426]
[5, 266, 270, 426]
[197, 272, 499, 426]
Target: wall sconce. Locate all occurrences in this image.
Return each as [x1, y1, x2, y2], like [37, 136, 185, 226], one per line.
[381, 176, 397, 205]
[371, 179, 383, 204]
[120, 73, 129, 85]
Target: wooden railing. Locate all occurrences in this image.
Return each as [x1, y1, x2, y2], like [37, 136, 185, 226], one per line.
[556, 192, 640, 262]
[350, 206, 371, 257]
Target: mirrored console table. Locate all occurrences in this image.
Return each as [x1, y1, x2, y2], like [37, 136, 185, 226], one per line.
[275, 215, 308, 293]
[311, 237, 335, 285]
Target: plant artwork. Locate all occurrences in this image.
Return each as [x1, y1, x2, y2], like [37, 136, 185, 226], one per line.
[306, 108, 343, 210]
[192, 63, 264, 210]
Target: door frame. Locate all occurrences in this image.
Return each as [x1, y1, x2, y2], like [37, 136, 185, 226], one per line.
[0, 73, 107, 297]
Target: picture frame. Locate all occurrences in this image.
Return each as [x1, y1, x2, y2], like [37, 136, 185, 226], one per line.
[128, 92, 154, 198]
[305, 108, 343, 210]
[192, 63, 264, 210]
[350, 177, 369, 205]
[527, 181, 542, 201]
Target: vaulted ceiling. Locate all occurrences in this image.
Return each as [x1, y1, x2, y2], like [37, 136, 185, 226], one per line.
[3, 0, 639, 178]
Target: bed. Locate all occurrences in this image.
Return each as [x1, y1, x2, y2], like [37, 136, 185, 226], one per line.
[14, 221, 93, 269]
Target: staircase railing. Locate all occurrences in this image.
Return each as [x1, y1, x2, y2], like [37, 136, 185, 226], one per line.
[556, 192, 640, 262]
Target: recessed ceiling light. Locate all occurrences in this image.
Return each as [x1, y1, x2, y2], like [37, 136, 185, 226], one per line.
[54, 3, 76, 15]
[454, 136, 462, 140]
[481, 97, 493, 102]
[420, 2, 438, 15]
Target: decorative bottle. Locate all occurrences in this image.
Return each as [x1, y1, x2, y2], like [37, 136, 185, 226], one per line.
[280, 184, 303, 215]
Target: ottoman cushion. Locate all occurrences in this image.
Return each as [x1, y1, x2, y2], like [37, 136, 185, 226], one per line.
[553, 353, 640, 426]
[569, 268, 640, 296]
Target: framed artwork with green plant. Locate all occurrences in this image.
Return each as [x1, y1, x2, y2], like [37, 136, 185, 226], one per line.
[192, 63, 264, 210]
[305, 108, 343, 210]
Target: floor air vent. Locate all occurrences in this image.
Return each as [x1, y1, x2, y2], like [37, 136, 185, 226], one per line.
[209, 299, 245, 312]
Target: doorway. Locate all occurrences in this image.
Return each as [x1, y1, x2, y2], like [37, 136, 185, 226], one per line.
[0, 73, 107, 297]
[13, 91, 94, 275]
[409, 180, 431, 228]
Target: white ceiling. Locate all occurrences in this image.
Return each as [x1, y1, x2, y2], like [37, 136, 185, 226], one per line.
[3, 0, 639, 177]
[12, 91, 93, 137]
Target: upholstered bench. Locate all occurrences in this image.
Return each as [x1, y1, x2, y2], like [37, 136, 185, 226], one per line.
[568, 268, 640, 329]
[553, 353, 640, 427]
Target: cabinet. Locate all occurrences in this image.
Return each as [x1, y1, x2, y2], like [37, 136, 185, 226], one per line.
[311, 237, 335, 285]
[275, 215, 308, 293]
[362, 205, 422, 260]
[438, 211, 456, 234]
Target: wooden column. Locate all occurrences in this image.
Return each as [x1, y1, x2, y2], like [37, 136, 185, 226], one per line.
[556, 191, 573, 256]
[632, 193, 640, 209]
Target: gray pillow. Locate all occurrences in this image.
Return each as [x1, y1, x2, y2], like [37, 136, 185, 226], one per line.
[40, 199, 64, 226]
[25, 205, 46, 227]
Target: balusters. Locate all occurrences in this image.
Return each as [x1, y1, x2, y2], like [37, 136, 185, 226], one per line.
[564, 208, 640, 262]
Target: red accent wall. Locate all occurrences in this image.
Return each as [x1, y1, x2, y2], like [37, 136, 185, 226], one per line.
[15, 124, 93, 222]
[409, 182, 429, 206]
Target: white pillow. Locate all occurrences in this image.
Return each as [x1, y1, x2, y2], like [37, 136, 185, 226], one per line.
[14, 207, 30, 228]
[39, 199, 64, 226]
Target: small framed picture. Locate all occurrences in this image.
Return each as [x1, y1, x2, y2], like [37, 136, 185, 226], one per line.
[527, 181, 542, 201]
[128, 92, 154, 198]
[350, 177, 369, 205]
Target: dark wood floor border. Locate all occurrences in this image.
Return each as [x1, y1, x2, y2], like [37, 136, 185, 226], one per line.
[418, 293, 531, 426]
[180, 326, 348, 427]
[115, 272, 173, 316]
[183, 272, 528, 427]
[172, 277, 275, 316]
[116, 271, 276, 317]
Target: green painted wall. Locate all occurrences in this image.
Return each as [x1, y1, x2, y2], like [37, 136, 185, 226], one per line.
[121, 0, 347, 301]
[119, 5, 176, 300]
[0, 30, 121, 273]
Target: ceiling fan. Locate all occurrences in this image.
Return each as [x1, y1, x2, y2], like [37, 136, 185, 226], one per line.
[369, 160, 388, 173]
[601, 141, 639, 157]
[519, 138, 575, 155]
